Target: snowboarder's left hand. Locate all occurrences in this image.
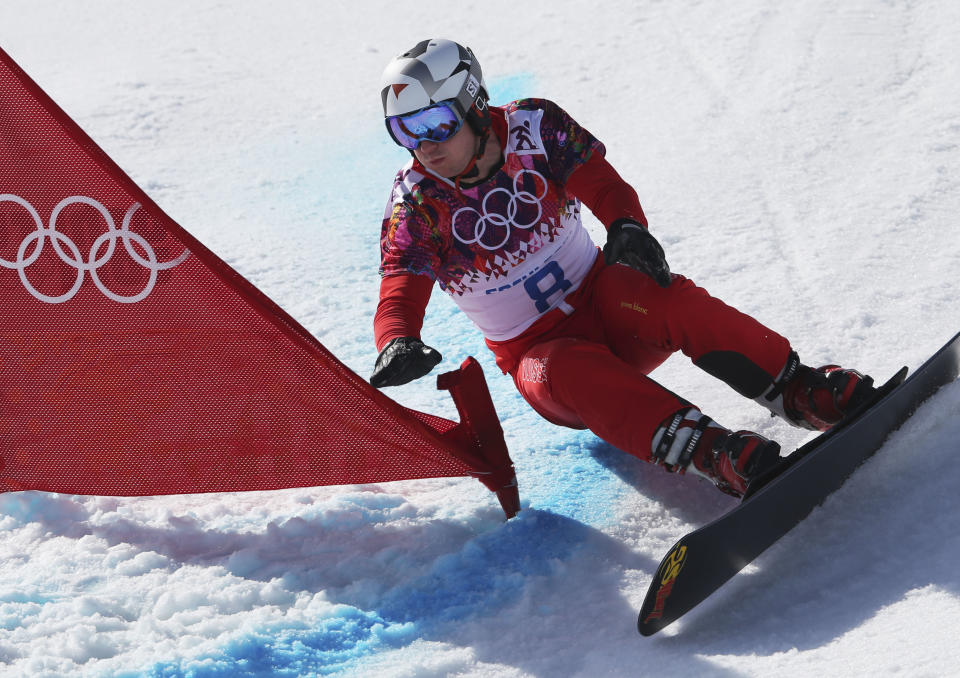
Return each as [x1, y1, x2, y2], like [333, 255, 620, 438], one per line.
[602, 220, 672, 287]
[370, 336, 443, 388]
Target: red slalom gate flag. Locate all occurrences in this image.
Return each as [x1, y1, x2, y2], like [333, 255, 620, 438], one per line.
[0, 46, 519, 518]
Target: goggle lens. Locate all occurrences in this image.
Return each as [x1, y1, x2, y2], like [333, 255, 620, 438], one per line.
[387, 102, 463, 150]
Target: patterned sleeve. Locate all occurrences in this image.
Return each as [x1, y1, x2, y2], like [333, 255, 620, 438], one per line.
[379, 180, 446, 280]
[536, 99, 607, 186]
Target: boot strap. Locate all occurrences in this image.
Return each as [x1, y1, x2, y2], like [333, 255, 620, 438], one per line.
[763, 350, 801, 404]
[678, 417, 714, 469]
[653, 412, 714, 471]
[652, 411, 686, 465]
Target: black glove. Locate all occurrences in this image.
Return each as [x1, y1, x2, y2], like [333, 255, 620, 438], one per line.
[602, 219, 672, 288]
[370, 337, 442, 388]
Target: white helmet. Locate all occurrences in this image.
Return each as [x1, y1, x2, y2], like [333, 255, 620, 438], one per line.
[380, 39, 490, 134]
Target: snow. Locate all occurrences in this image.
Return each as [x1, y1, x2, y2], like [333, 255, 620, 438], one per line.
[1, 0, 959, 675]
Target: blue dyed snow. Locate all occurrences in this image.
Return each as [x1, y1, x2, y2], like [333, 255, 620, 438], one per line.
[377, 509, 586, 627]
[135, 607, 416, 677]
[133, 511, 586, 678]
[486, 71, 537, 106]
[520, 432, 627, 527]
[0, 490, 90, 529]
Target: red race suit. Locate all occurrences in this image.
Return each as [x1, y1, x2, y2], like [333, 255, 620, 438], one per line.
[376, 99, 791, 462]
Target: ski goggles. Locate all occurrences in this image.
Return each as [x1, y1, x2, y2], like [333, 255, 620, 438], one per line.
[386, 100, 464, 150]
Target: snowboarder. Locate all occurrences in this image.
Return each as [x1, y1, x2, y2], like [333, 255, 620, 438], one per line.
[370, 38, 875, 497]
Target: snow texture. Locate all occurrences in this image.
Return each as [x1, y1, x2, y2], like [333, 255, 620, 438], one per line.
[1, 1, 959, 676]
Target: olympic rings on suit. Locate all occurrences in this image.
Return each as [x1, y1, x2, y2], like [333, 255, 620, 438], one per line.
[451, 169, 549, 250]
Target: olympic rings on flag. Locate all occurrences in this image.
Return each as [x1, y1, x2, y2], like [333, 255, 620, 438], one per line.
[0, 194, 189, 304]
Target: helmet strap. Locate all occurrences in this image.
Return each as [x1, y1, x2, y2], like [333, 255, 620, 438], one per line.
[453, 127, 490, 192]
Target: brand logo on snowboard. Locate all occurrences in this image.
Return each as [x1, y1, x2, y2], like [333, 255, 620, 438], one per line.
[644, 545, 687, 623]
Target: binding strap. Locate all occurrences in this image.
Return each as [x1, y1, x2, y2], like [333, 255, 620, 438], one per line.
[652, 411, 685, 465]
[677, 416, 714, 469]
[764, 350, 801, 403]
[653, 410, 714, 471]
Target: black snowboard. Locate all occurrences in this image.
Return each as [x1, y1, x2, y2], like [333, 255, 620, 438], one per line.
[638, 331, 960, 636]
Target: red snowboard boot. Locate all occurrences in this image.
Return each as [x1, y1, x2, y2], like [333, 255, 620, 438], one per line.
[758, 352, 876, 432]
[651, 408, 782, 497]
[783, 364, 875, 431]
